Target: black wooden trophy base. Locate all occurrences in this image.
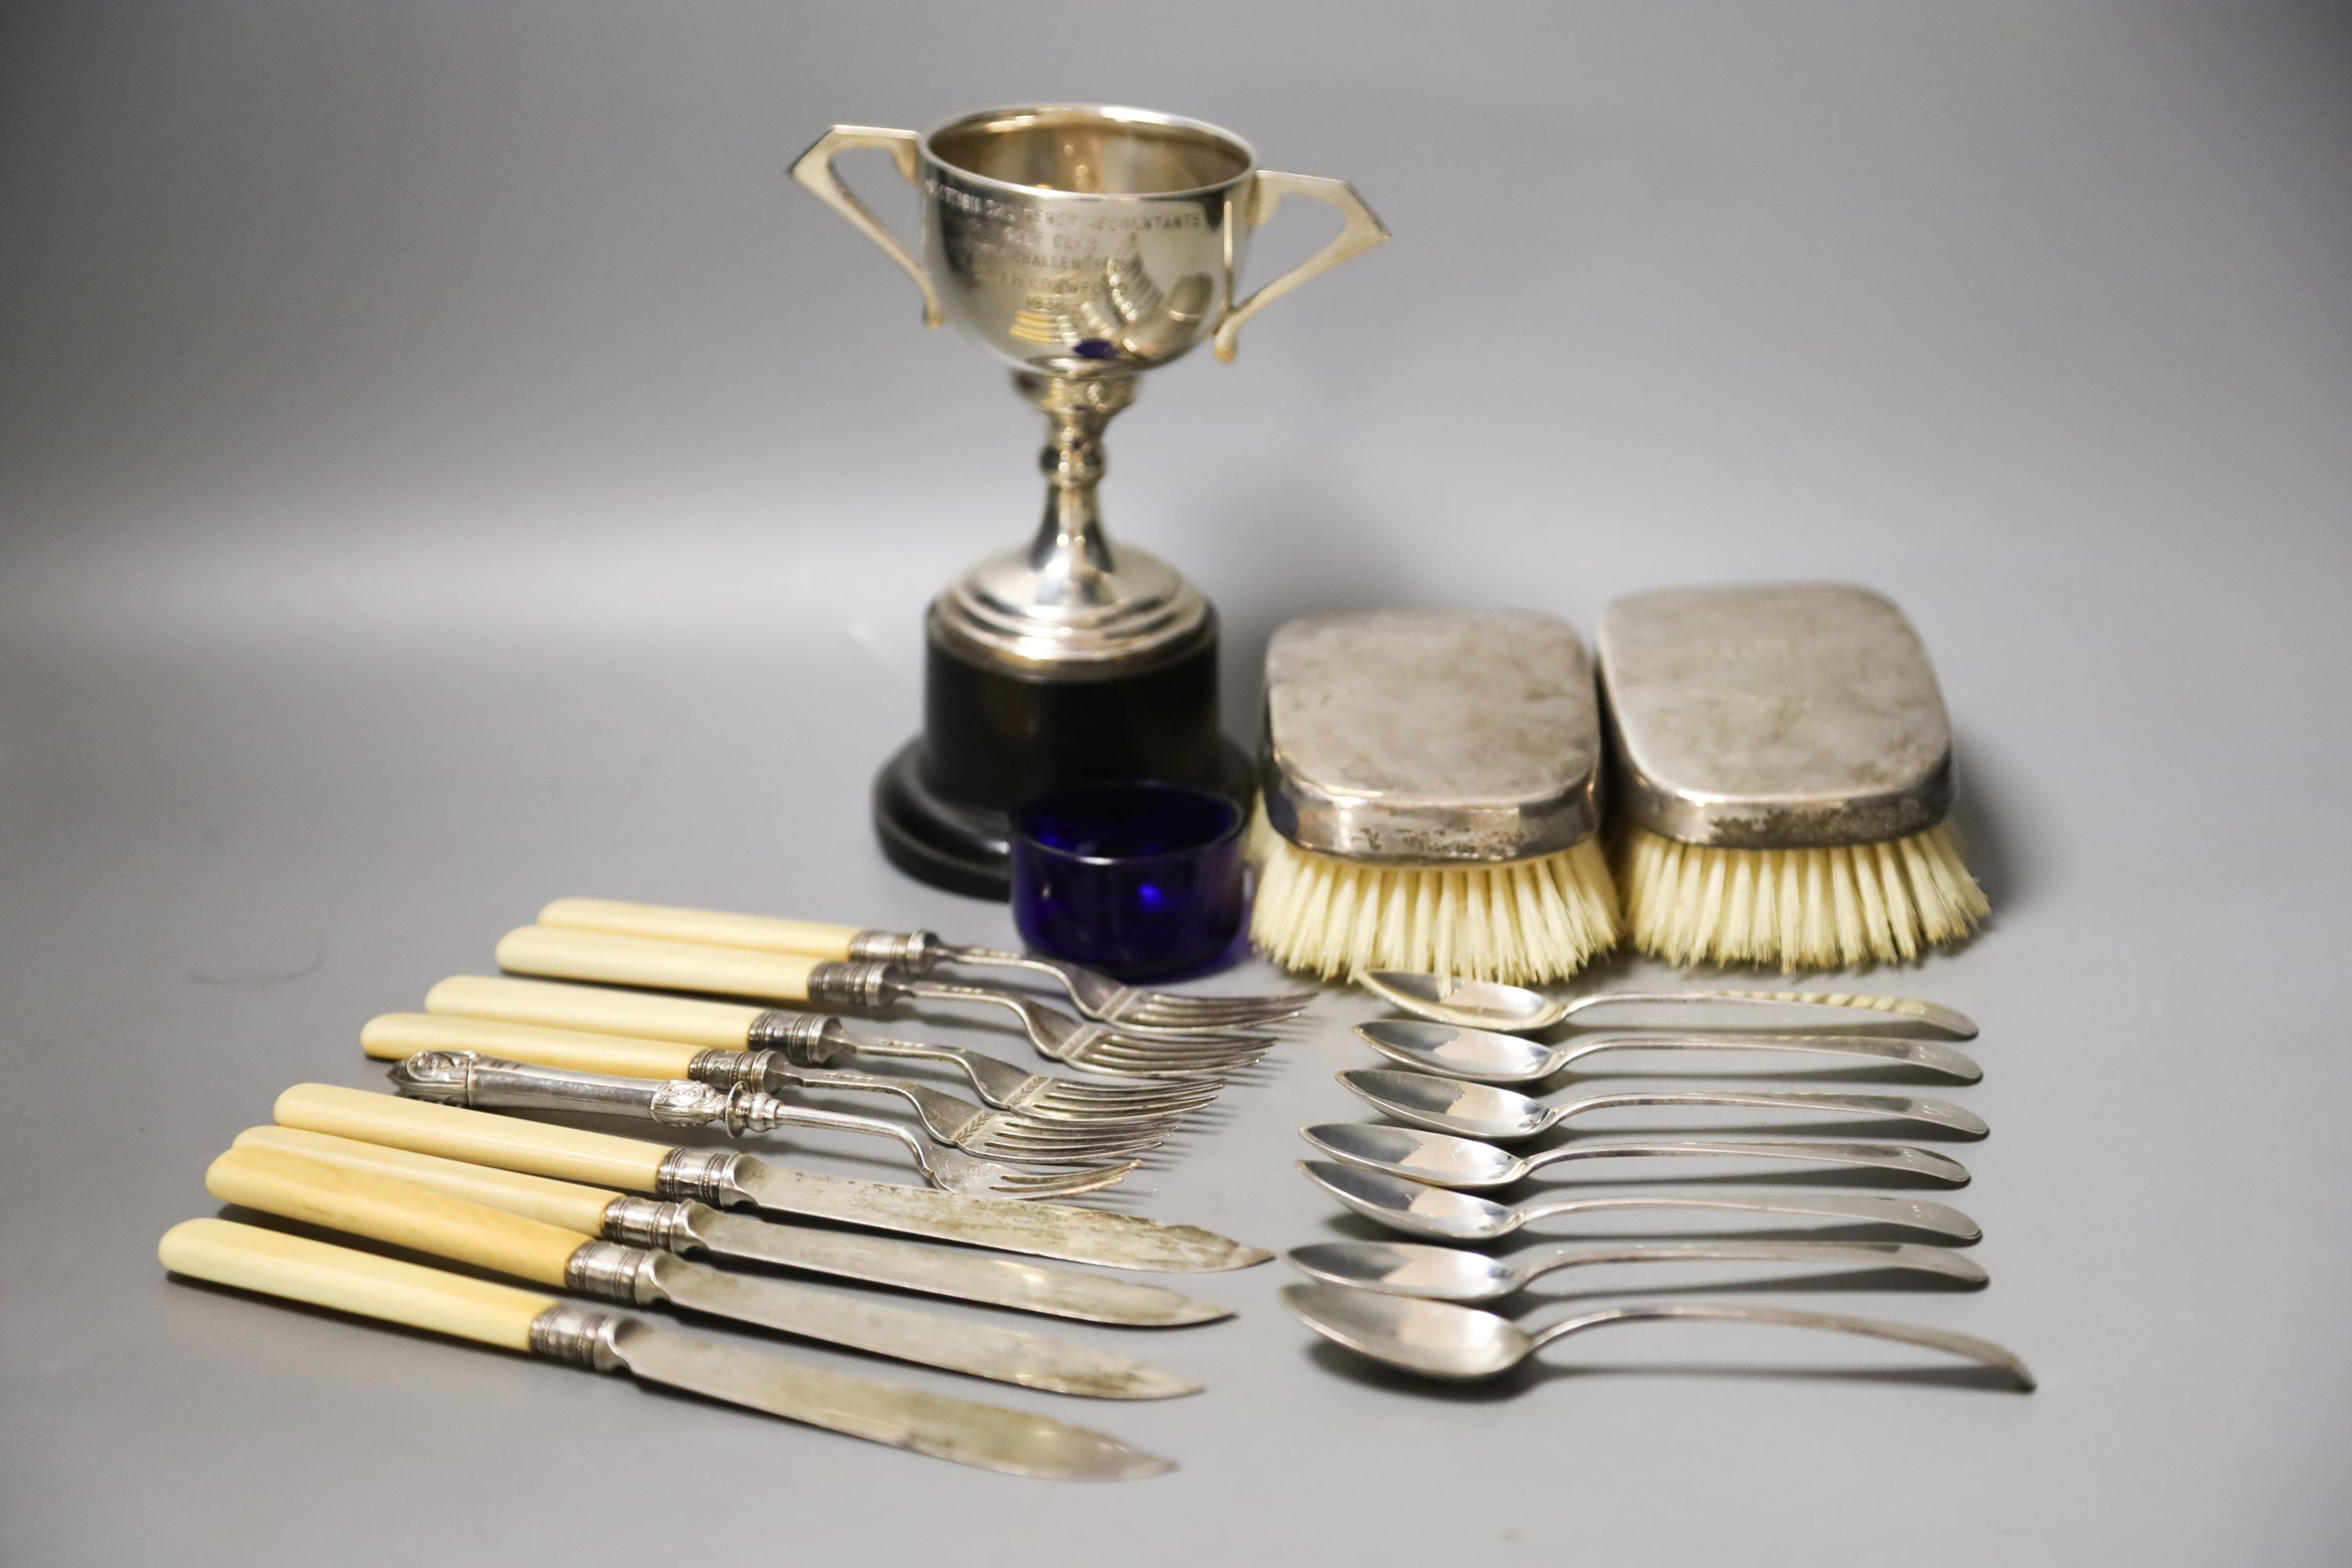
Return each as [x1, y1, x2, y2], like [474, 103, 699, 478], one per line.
[873, 608, 1252, 899]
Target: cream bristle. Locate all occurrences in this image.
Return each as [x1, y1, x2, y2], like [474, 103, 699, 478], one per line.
[1247, 800, 1621, 982]
[1614, 821, 1988, 971]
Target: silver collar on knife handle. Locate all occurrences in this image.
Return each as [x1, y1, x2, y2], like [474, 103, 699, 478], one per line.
[659, 1149, 1272, 1273]
[530, 1305, 1176, 1481]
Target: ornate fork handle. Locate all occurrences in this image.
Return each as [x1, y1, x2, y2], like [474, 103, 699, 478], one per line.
[390, 1052, 941, 1169]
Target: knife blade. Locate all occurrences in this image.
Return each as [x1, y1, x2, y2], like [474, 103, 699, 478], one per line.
[159, 1218, 1172, 1480]
[274, 1083, 1273, 1272]
[208, 1145, 1203, 1400]
[237, 1127, 1233, 1327]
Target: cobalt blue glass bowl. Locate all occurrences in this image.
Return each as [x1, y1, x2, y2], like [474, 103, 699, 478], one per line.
[1010, 782, 1247, 980]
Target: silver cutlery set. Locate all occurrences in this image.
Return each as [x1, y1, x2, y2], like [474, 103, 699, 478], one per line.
[158, 900, 1308, 1480]
[1284, 975, 2034, 1389]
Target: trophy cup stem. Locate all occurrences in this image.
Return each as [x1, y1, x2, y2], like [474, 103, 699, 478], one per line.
[1015, 370, 1139, 610]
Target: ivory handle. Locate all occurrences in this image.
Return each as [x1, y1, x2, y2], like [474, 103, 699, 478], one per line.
[206, 1146, 588, 1287]
[273, 1083, 670, 1191]
[424, 975, 764, 1049]
[363, 1012, 704, 1080]
[233, 1126, 622, 1236]
[496, 926, 822, 1003]
[539, 898, 863, 962]
[159, 1218, 556, 1352]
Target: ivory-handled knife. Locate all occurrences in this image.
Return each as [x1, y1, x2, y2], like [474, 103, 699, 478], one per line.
[235, 1126, 1231, 1327]
[207, 1145, 1198, 1400]
[274, 1084, 1271, 1272]
[159, 1218, 1173, 1479]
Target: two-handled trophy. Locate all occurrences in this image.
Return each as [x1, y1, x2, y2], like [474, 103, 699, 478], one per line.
[792, 103, 1386, 896]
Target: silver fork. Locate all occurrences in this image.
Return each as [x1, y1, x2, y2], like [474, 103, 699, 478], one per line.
[747, 1011, 1224, 1123]
[689, 1053, 1177, 1166]
[854, 931, 1315, 1030]
[388, 1053, 1135, 1200]
[808, 960, 1272, 1077]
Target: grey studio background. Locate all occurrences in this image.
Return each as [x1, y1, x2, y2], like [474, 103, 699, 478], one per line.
[4, 3, 2349, 1563]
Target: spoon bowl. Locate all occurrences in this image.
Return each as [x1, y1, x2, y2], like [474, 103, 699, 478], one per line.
[1359, 971, 1979, 1040]
[1283, 1283, 2033, 1386]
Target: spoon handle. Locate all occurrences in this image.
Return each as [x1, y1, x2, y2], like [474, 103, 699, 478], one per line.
[1549, 1034, 1982, 1083]
[1510, 1239, 1989, 1290]
[1523, 1301, 2031, 1388]
[1511, 1189, 1982, 1241]
[1519, 1138, 1969, 1185]
[1559, 990, 1978, 1040]
[1552, 1089, 1988, 1139]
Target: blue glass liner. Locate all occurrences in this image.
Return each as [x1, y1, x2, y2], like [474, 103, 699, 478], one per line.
[1010, 782, 1247, 980]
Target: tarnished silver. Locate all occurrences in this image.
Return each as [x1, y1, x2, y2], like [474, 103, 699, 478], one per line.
[536, 1306, 1175, 1478]
[557, 1239, 1200, 1399]
[387, 1053, 1138, 1199]
[1596, 583, 1957, 848]
[1299, 1160, 1982, 1243]
[1287, 1238, 1988, 1301]
[1258, 609, 1602, 862]
[792, 104, 1385, 675]
[1301, 1122, 1972, 1190]
[1355, 1018, 1984, 1084]
[840, 931, 1313, 1029]
[1337, 1066, 1990, 1142]
[1360, 969, 1980, 1040]
[528, 1303, 629, 1370]
[1282, 1283, 2033, 1387]
[805, 960, 1270, 1076]
[598, 1198, 1232, 1327]
[750, 1009, 1223, 1123]
[564, 1240, 663, 1305]
[685, 1156, 1272, 1272]
[655, 1146, 746, 1207]
[691, 1047, 1178, 1164]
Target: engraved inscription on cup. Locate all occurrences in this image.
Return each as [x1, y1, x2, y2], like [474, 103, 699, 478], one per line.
[922, 169, 1248, 376]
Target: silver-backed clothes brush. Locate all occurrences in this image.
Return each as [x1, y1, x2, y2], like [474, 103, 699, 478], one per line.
[423, 975, 1224, 1117]
[1354, 1018, 1984, 1084]
[362, 1014, 1196, 1163]
[1599, 583, 1991, 969]
[390, 1052, 1139, 1200]
[1360, 969, 1979, 1038]
[494, 926, 1270, 1077]
[161, 1220, 1174, 1479]
[536, 898, 1313, 1030]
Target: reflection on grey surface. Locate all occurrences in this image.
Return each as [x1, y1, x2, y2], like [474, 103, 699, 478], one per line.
[4, 2, 2352, 1566]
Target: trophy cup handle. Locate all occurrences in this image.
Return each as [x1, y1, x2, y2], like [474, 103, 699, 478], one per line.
[1210, 170, 1388, 362]
[789, 125, 942, 328]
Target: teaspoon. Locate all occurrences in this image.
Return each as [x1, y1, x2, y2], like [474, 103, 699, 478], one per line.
[1339, 1067, 1989, 1142]
[1299, 1160, 1984, 1243]
[1359, 971, 1977, 1040]
[1282, 1283, 2032, 1385]
[1287, 1238, 1988, 1301]
[1301, 1122, 1972, 1190]
[1356, 1018, 1983, 1085]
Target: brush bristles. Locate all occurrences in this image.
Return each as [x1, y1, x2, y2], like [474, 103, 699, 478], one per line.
[1247, 803, 1621, 982]
[1615, 820, 1988, 971]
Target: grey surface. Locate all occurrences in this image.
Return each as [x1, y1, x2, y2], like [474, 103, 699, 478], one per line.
[3, 2, 2349, 1563]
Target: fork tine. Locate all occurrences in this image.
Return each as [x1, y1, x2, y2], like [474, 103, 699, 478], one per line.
[991, 1160, 1139, 1197]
